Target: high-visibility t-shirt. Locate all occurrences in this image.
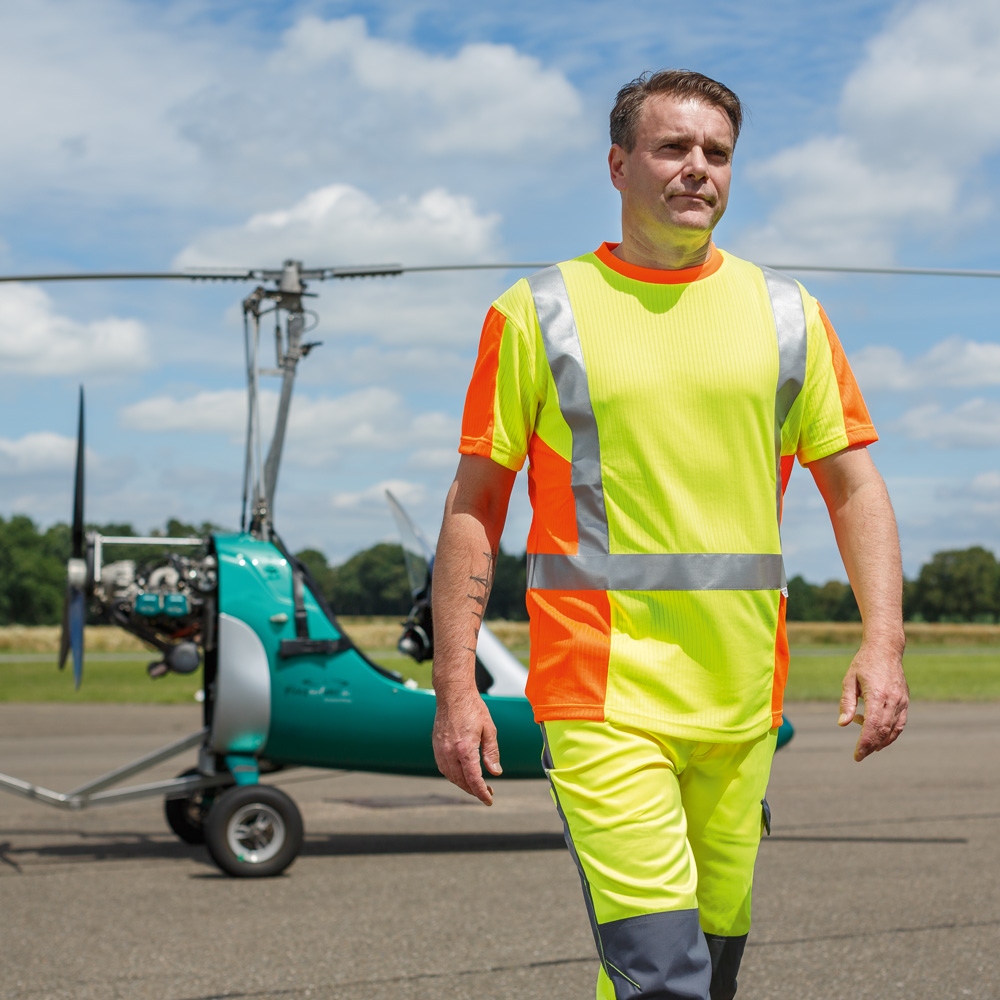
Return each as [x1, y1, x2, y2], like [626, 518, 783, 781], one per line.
[459, 243, 876, 741]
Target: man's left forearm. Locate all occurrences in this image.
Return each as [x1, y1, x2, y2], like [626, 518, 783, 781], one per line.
[809, 445, 909, 759]
[825, 462, 905, 651]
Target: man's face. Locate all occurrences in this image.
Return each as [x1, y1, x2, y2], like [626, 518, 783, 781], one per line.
[609, 93, 734, 243]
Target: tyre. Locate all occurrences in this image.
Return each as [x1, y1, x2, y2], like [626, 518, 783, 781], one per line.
[164, 768, 230, 845]
[204, 784, 303, 878]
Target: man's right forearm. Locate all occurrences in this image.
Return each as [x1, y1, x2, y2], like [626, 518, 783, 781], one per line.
[432, 455, 517, 694]
[432, 496, 497, 699]
[431, 455, 517, 803]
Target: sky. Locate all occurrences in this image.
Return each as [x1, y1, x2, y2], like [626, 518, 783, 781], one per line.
[1, 0, 999, 582]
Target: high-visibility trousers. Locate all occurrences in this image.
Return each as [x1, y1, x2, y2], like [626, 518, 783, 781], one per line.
[542, 721, 777, 1000]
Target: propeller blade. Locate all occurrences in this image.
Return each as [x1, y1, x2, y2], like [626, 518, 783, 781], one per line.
[59, 388, 87, 682]
[58, 585, 72, 671]
[71, 387, 85, 559]
[385, 490, 433, 598]
[68, 587, 86, 689]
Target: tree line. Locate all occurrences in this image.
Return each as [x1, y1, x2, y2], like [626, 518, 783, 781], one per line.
[2, 514, 998, 625]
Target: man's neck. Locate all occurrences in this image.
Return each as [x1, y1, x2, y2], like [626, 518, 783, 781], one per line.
[613, 231, 714, 270]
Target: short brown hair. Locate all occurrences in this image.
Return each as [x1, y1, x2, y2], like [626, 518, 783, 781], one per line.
[610, 70, 744, 151]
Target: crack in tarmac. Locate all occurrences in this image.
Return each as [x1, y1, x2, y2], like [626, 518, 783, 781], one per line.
[775, 811, 1000, 832]
[749, 916, 1000, 948]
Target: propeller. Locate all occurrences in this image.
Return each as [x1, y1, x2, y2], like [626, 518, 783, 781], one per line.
[58, 387, 88, 689]
[386, 490, 436, 663]
[385, 490, 433, 600]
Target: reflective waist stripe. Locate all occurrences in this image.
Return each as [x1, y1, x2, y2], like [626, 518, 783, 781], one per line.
[525, 260, 807, 593]
[528, 552, 785, 592]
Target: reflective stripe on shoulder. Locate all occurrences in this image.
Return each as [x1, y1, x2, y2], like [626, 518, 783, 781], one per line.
[761, 266, 807, 529]
[527, 265, 609, 553]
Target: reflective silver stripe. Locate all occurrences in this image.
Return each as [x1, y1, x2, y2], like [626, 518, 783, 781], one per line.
[528, 552, 784, 591]
[527, 266, 609, 553]
[762, 266, 807, 525]
[526, 261, 808, 594]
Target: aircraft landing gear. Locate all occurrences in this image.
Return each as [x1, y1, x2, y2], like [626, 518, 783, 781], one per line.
[204, 784, 304, 877]
[164, 768, 231, 845]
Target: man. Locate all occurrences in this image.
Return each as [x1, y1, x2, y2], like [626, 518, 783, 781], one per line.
[432, 70, 908, 1000]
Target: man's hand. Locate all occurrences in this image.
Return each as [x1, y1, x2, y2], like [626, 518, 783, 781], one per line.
[838, 640, 909, 761]
[433, 690, 503, 805]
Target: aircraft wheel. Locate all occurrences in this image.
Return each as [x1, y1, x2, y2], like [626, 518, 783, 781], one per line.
[164, 768, 229, 845]
[204, 784, 303, 878]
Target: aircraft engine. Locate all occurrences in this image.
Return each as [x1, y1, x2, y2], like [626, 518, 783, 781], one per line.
[94, 552, 218, 678]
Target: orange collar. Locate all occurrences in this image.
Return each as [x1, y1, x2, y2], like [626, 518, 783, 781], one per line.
[594, 241, 724, 284]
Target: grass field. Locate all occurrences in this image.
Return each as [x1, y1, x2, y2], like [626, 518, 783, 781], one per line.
[2, 646, 999, 703]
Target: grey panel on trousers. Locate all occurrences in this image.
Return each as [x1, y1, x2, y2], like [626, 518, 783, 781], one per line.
[598, 908, 711, 999]
[704, 933, 748, 1000]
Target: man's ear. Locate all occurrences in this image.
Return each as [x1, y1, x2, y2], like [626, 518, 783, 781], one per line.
[608, 145, 628, 192]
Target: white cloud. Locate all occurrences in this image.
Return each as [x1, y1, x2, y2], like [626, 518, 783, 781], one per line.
[739, 0, 1000, 263]
[0, 6, 586, 214]
[121, 389, 250, 436]
[174, 182, 507, 350]
[895, 399, 1000, 447]
[852, 338, 1000, 391]
[174, 184, 500, 270]
[0, 284, 148, 375]
[969, 471, 1000, 497]
[268, 16, 586, 156]
[118, 386, 459, 464]
[0, 432, 78, 475]
[332, 479, 426, 511]
[0, 3, 209, 207]
[406, 448, 461, 470]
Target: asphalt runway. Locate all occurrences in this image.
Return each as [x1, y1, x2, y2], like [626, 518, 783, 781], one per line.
[0, 701, 997, 1000]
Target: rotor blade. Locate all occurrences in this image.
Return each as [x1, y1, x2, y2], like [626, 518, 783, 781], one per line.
[385, 490, 433, 597]
[0, 268, 268, 283]
[72, 387, 85, 559]
[3, 261, 1000, 284]
[68, 587, 85, 689]
[58, 585, 72, 671]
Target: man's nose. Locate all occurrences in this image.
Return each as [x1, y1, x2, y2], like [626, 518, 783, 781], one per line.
[682, 146, 709, 179]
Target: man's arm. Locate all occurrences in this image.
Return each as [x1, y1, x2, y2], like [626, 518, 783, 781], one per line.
[807, 444, 909, 761]
[432, 454, 517, 804]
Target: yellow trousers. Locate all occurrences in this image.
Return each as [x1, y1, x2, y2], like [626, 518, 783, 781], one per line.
[542, 721, 777, 1000]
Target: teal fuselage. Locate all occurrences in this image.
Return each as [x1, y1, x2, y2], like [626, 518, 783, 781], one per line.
[212, 533, 543, 779]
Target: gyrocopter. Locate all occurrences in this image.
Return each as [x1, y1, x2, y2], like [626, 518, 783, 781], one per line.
[0, 258, 547, 877]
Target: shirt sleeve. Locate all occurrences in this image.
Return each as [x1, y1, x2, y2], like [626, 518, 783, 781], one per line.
[783, 294, 878, 465]
[459, 295, 541, 471]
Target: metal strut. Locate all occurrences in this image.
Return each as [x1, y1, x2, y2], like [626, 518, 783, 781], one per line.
[0, 727, 230, 810]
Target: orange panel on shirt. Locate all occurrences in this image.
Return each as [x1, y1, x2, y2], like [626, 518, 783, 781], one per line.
[527, 435, 578, 555]
[818, 305, 878, 446]
[778, 454, 795, 521]
[526, 589, 611, 721]
[771, 593, 789, 727]
[460, 306, 506, 451]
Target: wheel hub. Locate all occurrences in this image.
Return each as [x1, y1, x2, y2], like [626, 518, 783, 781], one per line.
[226, 802, 286, 864]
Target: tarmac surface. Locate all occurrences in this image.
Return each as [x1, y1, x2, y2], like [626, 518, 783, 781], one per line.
[0, 700, 997, 1000]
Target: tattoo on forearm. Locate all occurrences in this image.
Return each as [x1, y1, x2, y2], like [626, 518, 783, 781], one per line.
[463, 550, 496, 653]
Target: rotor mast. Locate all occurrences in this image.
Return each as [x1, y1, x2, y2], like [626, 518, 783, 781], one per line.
[242, 260, 319, 539]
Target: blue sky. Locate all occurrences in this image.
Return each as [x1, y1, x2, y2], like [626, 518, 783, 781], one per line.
[1, 0, 999, 582]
